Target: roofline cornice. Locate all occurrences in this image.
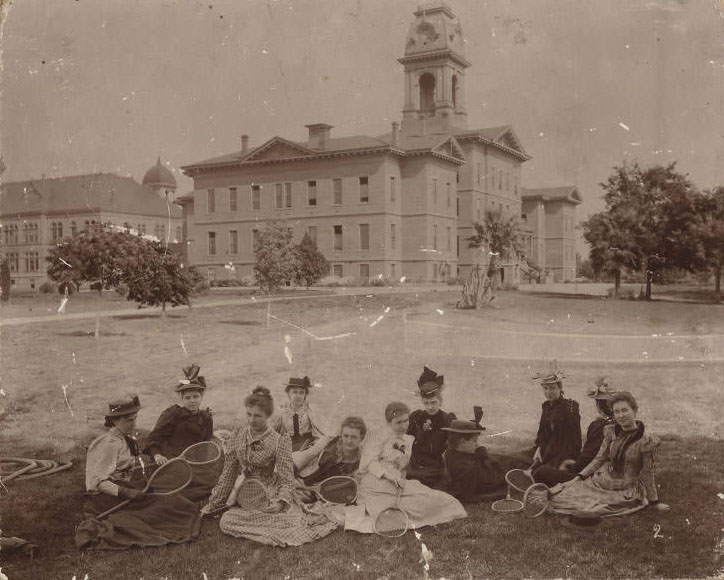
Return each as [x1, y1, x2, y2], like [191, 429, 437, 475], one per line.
[398, 50, 471, 68]
[455, 133, 531, 161]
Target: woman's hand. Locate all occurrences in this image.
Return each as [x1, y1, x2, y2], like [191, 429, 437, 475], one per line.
[559, 459, 576, 470]
[533, 447, 543, 464]
[650, 502, 671, 512]
[119, 487, 145, 500]
[263, 500, 286, 514]
[154, 454, 168, 465]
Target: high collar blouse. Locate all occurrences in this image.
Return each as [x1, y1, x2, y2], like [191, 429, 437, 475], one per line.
[85, 427, 139, 496]
[358, 432, 414, 479]
[271, 401, 326, 439]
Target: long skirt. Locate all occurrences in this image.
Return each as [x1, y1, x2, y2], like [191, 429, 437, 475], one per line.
[549, 470, 649, 517]
[344, 473, 467, 533]
[75, 493, 202, 550]
[219, 502, 339, 547]
[180, 452, 225, 502]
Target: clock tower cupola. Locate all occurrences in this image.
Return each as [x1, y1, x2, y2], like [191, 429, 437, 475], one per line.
[399, 2, 470, 134]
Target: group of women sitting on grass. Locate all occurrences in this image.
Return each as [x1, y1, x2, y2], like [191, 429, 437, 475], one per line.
[76, 362, 669, 550]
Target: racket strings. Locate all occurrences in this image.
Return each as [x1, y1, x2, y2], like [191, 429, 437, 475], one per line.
[374, 508, 408, 537]
[237, 480, 269, 510]
[181, 441, 222, 465]
[318, 478, 357, 505]
[505, 469, 535, 495]
[146, 459, 192, 494]
[491, 497, 524, 513]
[523, 483, 550, 518]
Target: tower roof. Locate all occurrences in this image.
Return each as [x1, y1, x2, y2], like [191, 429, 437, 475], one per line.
[400, 1, 469, 67]
[142, 156, 177, 189]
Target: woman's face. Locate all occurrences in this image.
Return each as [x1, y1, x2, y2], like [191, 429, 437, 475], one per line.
[180, 391, 203, 413]
[340, 426, 363, 453]
[612, 400, 637, 430]
[542, 382, 562, 401]
[456, 434, 479, 454]
[113, 413, 137, 435]
[422, 396, 442, 415]
[388, 413, 410, 436]
[287, 387, 307, 409]
[246, 405, 269, 432]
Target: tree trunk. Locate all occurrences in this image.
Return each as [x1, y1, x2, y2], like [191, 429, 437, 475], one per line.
[716, 263, 722, 303]
[614, 269, 621, 297]
[645, 270, 652, 300]
[161, 300, 167, 318]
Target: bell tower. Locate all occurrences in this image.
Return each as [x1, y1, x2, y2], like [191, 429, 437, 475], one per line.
[398, 2, 470, 135]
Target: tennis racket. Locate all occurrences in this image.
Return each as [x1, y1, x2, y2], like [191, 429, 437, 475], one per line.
[97, 457, 193, 519]
[180, 440, 222, 465]
[373, 482, 410, 537]
[505, 469, 535, 496]
[491, 487, 524, 513]
[522, 481, 565, 518]
[228, 476, 269, 511]
[298, 476, 358, 505]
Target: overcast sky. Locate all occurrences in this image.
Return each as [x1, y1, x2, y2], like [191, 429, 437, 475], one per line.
[2, 0, 723, 253]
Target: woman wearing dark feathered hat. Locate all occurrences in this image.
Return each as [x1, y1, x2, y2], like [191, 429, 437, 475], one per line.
[406, 366, 456, 488]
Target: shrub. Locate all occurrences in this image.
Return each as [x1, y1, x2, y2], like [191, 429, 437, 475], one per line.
[318, 275, 356, 287]
[240, 275, 256, 287]
[39, 281, 57, 294]
[114, 283, 129, 298]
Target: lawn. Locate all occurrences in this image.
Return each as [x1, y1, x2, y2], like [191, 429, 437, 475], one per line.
[1, 289, 723, 579]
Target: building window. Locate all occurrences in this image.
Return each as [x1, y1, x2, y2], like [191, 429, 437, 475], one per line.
[229, 187, 237, 211]
[498, 170, 503, 191]
[207, 189, 216, 213]
[457, 235, 460, 257]
[7, 252, 18, 272]
[51, 221, 63, 241]
[432, 178, 438, 205]
[275, 184, 283, 209]
[308, 181, 317, 206]
[251, 185, 261, 211]
[5, 224, 18, 245]
[390, 263, 396, 279]
[433, 224, 438, 250]
[333, 225, 343, 251]
[359, 224, 370, 250]
[390, 177, 396, 203]
[359, 263, 370, 279]
[506, 172, 510, 191]
[175, 226, 182, 242]
[24, 251, 39, 272]
[24, 223, 38, 243]
[359, 176, 369, 203]
[307, 226, 317, 245]
[391, 223, 397, 250]
[252, 228, 260, 250]
[477, 163, 481, 186]
[333, 264, 343, 278]
[446, 183, 451, 208]
[208, 232, 216, 255]
[285, 182, 292, 208]
[229, 230, 238, 254]
[333, 178, 343, 205]
[456, 198, 460, 217]
[122, 222, 130, 234]
[69, 222, 76, 237]
[139, 223, 146, 235]
[447, 226, 452, 251]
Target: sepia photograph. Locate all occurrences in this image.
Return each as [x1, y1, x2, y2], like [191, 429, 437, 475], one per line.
[0, 0, 723, 578]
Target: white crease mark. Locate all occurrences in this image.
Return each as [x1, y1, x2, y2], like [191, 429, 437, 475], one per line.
[57, 296, 68, 314]
[369, 315, 384, 327]
[284, 334, 293, 364]
[268, 313, 355, 341]
[384, 306, 390, 313]
[61, 384, 74, 416]
[180, 334, 188, 355]
[436, 309, 444, 315]
[619, 122, 630, 131]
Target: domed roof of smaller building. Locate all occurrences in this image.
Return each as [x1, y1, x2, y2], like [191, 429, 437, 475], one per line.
[142, 156, 177, 188]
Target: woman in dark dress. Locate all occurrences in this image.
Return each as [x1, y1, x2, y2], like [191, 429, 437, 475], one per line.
[406, 366, 456, 488]
[300, 416, 366, 486]
[143, 365, 219, 500]
[529, 366, 582, 478]
[534, 377, 615, 486]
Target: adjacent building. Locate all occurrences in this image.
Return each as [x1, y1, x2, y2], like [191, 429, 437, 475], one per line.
[0, 158, 182, 290]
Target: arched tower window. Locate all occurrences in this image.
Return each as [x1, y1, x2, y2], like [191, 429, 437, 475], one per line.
[452, 74, 459, 108]
[419, 73, 436, 113]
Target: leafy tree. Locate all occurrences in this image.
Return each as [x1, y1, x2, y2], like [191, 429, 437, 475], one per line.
[294, 232, 329, 287]
[253, 221, 298, 293]
[0, 259, 11, 302]
[693, 187, 724, 300]
[582, 162, 701, 299]
[46, 230, 193, 314]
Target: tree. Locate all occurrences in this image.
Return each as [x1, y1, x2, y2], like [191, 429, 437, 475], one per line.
[0, 259, 11, 302]
[693, 187, 724, 300]
[253, 221, 298, 293]
[46, 230, 193, 314]
[582, 162, 701, 299]
[467, 209, 522, 289]
[294, 232, 329, 287]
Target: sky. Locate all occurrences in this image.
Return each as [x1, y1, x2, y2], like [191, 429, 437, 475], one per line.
[2, 0, 724, 254]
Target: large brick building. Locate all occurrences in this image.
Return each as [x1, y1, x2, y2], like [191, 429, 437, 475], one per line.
[0, 158, 182, 290]
[180, 2, 578, 283]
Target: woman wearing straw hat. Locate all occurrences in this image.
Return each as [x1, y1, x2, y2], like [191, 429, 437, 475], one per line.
[529, 364, 582, 475]
[76, 395, 202, 550]
[533, 377, 616, 487]
[406, 366, 456, 488]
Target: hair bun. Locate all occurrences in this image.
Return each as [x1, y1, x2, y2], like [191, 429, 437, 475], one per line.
[252, 385, 271, 398]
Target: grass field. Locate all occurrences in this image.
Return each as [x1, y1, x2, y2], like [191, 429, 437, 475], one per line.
[1, 289, 723, 579]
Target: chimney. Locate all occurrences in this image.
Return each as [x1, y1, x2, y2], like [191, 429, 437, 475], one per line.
[305, 123, 333, 150]
[391, 122, 400, 146]
[241, 134, 249, 154]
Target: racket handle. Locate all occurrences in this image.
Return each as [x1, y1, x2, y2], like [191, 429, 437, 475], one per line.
[226, 474, 245, 507]
[96, 498, 131, 520]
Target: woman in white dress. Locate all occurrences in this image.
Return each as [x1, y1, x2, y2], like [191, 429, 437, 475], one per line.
[344, 402, 467, 533]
